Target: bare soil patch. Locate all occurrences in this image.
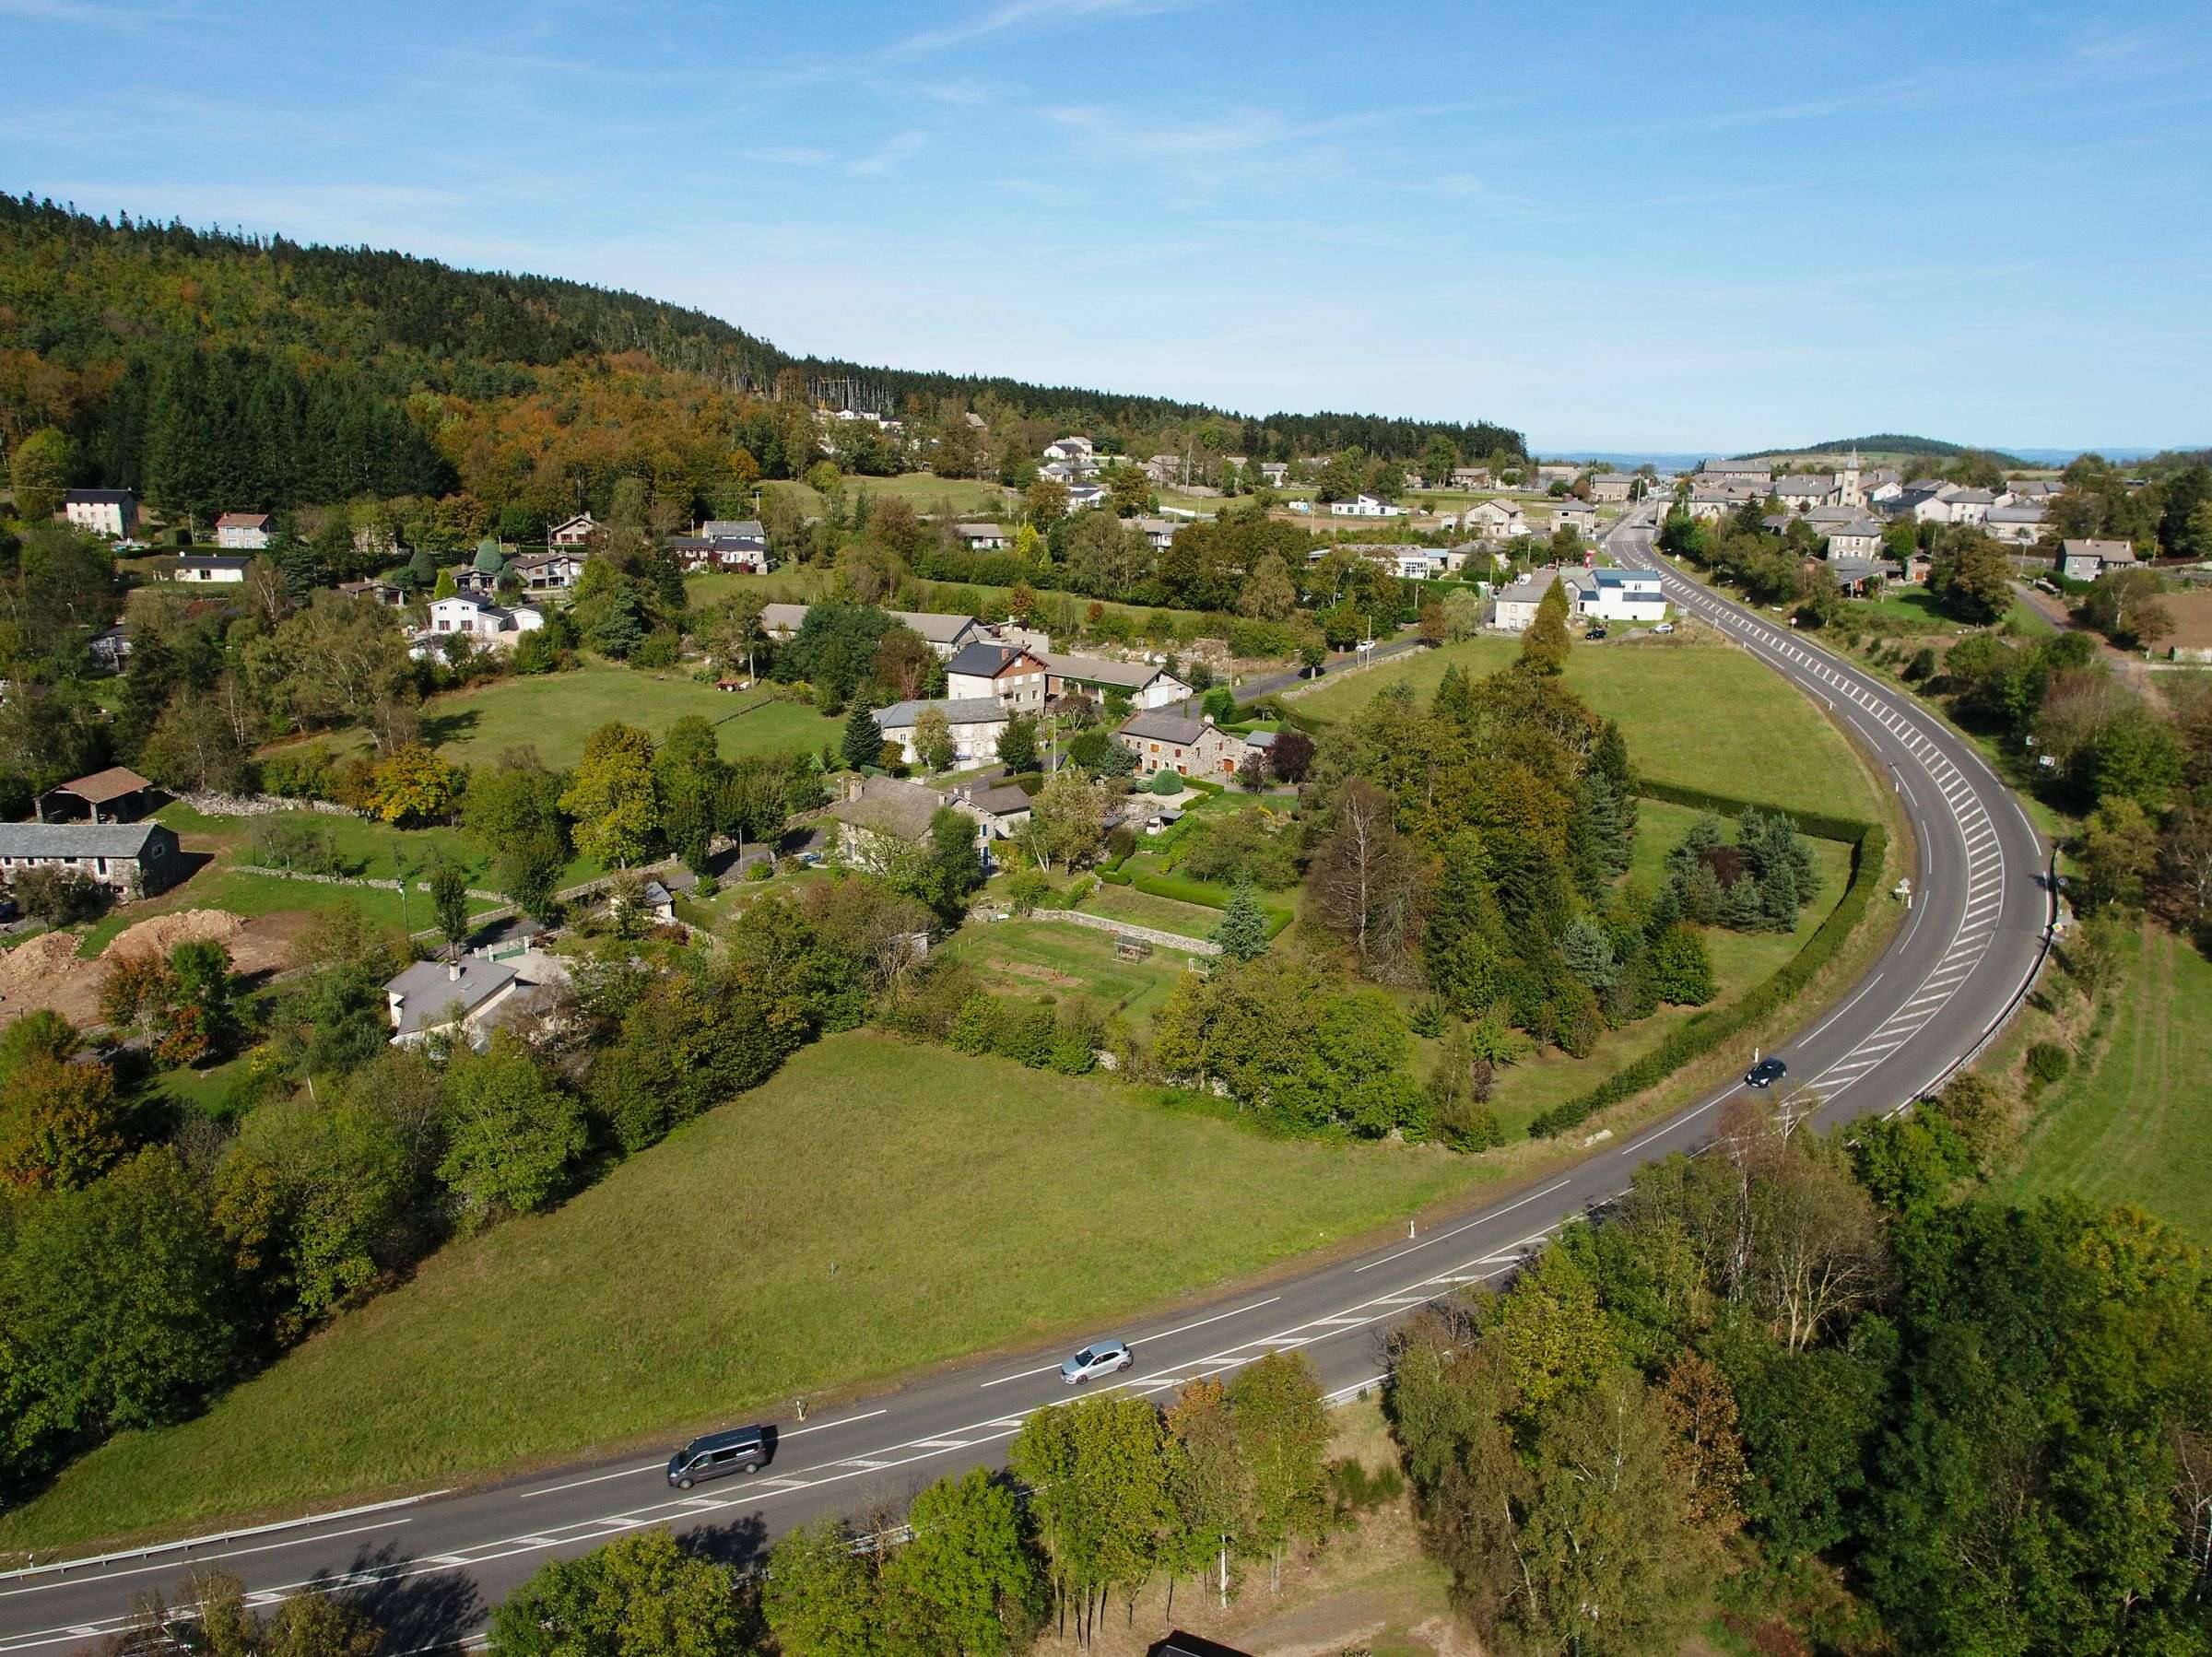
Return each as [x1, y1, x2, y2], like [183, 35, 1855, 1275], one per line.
[990, 958, 1085, 989]
[2159, 589, 2212, 652]
[0, 909, 301, 1030]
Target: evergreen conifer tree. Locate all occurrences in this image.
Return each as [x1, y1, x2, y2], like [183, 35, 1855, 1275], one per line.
[1212, 880, 1271, 963]
[841, 705, 884, 770]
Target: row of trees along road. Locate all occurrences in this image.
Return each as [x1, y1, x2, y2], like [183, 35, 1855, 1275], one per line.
[1389, 1072, 2212, 1654]
[460, 1350, 1339, 1656]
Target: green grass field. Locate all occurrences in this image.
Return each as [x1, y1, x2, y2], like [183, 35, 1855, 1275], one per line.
[936, 916, 1197, 1032]
[1844, 588, 1965, 635]
[0, 1033, 1508, 1551]
[1293, 638, 1881, 822]
[1075, 883, 1228, 941]
[156, 805, 603, 893]
[420, 666, 840, 770]
[72, 868, 504, 957]
[762, 472, 1017, 519]
[682, 566, 833, 613]
[2006, 923, 2212, 1240]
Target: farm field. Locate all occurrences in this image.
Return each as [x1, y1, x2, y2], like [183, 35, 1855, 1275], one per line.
[419, 665, 840, 770]
[761, 472, 1017, 518]
[0, 1032, 1503, 1551]
[2159, 589, 2212, 653]
[1293, 635, 1883, 822]
[2006, 923, 2212, 1241]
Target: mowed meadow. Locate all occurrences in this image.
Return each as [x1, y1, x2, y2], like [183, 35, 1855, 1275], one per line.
[420, 665, 841, 770]
[1293, 634, 1883, 823]
[2007, 923, 2212, 1242]
[0, 1034, 1503, 1550]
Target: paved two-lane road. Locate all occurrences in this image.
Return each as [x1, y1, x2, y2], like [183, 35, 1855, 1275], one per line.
[0, 515, 2052, 1651]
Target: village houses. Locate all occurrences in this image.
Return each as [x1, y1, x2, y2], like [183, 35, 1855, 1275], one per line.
[165, 555, 252, 584]
[1115, 710, 1242, 780]
[63, 488, 137, 539]
[214, 511, 273, 550]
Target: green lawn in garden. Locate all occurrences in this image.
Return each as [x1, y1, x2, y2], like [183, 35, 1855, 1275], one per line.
[936, 915, 1197, 1033]
[1293, 638, 1882, 822]
[2006, 923, 2212, 1242]
[1844, 588, 1962, 634]
[1074, 883, 1228, 941]
[419, 665, 840, 770]
[0, 1032, 1505, 1552]
[682, 566, 833, 612]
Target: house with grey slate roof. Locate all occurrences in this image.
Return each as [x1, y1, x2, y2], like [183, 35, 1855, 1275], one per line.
[0, 819, 185, 899]
[1115, 710, 1241, 780]
[874, 697, 1013, 767]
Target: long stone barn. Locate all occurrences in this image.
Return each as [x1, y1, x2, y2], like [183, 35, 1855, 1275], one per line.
[0, 820, 188, 899]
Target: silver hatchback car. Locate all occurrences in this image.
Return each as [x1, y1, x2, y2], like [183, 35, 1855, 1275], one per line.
[1060, 1339, 1135, 1384]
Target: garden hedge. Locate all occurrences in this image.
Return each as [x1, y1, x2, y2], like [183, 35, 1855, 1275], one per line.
[1527, 814, 1888, 1139]
[1230, 695, 1326, 733]
[1633, 779, 1875, 847]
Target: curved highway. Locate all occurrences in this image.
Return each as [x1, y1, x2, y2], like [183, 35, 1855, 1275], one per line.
[0, 511, 2053, 1651]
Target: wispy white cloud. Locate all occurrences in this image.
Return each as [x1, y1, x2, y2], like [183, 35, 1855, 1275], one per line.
[1696, 76, 1945, 131]
[884, 0, 1199, 59]
[0, 0, 196, 26]
[847, 130, 926, 176]
[735, 147, 837, 168]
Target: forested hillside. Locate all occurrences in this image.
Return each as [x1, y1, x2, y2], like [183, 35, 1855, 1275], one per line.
[0, 194, 1523, 526]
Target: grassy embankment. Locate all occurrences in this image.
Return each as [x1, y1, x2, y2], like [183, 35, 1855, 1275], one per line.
[0, 1033, 1504, 1551]
[2005, 923, 2212, 1241]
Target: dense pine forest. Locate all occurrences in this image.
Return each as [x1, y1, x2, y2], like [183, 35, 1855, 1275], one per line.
[0, 194, 1524, 526]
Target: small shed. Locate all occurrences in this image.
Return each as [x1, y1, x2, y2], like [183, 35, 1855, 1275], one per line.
[40, 765, 155, 824]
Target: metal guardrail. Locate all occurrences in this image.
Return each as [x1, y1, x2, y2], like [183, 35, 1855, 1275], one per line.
[1892, 843, 2062, 1119]
[0, 1491, 442, 1581]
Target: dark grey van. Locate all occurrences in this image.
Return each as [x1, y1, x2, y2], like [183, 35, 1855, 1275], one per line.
[666, 1425, 773, 1489]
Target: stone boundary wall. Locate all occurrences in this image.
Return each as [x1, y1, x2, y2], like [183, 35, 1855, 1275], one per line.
[1043, 907, 1219, 957]
[179, 791, 354, 818]
[229, 864, 504, 901]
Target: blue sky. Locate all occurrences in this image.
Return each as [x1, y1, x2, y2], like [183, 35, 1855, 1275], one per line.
[6, 0, 2208, 452]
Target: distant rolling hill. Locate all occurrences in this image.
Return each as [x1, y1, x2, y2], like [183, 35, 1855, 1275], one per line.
[1737, 434, 2028, 467]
